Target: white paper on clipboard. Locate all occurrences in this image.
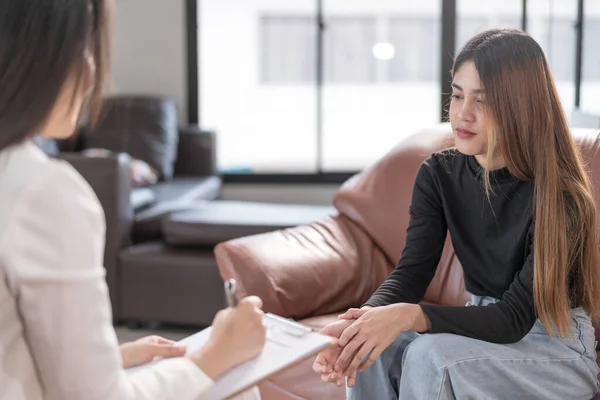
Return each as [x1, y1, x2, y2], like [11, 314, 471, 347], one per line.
[127, 313, 334, 400]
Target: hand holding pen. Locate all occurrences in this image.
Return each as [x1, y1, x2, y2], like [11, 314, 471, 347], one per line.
[187, 279, 266, 380]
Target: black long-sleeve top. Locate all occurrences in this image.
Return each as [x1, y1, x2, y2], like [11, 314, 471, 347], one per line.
[364, 150, 541, 343]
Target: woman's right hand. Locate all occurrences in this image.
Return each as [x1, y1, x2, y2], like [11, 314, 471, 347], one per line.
[188, 296, 267, 380]
[209, 296, 267, 365]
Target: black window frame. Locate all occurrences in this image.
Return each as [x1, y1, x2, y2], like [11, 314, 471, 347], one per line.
[187, 0, 587, 184]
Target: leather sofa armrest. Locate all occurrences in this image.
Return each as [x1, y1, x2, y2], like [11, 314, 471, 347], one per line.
[214, 215, 392, 320]
[57, 152, 133, 319]
[175, 126, 217, 177]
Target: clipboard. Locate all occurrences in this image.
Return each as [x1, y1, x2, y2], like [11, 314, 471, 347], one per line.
[127, 313, 335, 400]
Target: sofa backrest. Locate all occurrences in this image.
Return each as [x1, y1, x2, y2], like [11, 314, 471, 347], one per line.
[82, 96, 180, 180]
[334, 123, 600, 307]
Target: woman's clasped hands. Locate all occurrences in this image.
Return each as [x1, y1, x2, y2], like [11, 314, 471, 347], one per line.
[312, 303, 429, 388]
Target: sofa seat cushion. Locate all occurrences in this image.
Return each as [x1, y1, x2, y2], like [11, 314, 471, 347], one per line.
[259, 357, 345, 400]
[163, 201, 337, 247]
[131, 187, 157, 212]
[151, 176, 222, 203]
[299, 313, 339, 331]
[119, 242, 224, 326]
[132, 176, 222, 242]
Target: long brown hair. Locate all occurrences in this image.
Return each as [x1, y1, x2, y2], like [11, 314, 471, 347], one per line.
[0, 0, 113, 151]
[453, 29, 600, 336]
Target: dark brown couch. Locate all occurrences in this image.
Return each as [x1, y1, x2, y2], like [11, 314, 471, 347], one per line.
[51, 96, 223, 324]
[215, 123, 600, 399]
[46, 95, 336, 328]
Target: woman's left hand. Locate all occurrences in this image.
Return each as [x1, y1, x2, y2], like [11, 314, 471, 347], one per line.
[120, 335, 187, 369]
[333, 303, 425, 387]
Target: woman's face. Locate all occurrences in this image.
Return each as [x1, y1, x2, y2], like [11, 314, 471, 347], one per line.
[449, 60, 489, 158]
[40, 51, 95, 139]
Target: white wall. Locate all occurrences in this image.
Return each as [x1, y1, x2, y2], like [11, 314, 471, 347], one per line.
[111, 0, 188, 122]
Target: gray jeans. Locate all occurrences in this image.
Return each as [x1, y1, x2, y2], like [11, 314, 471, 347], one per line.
[346, 296, 599, 400]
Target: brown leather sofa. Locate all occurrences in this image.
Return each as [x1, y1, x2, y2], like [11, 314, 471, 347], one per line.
[215, 123, 600, 400]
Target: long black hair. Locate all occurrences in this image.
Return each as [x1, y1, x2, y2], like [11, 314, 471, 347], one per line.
[0, 0, 112, 150]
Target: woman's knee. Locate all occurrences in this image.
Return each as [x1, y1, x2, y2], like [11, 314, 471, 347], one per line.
[374, 331, 419, 369]
[356, 331, 417, 382]
[402, 333, 465, 369]
[360, 337, 400, 374]
[351, 332, 418, 397]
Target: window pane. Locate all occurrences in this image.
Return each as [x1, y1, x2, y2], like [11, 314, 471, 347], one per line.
[324, 17, 377, 83]
[528, 0, 578, 119]
[581, 0, 600, 114]
[457, 0, 522, 50]
[200, 0, 318, 173]
[321, 0, 442, 171]
[261, 16, 316, 84]
[389, 17, 440, 81]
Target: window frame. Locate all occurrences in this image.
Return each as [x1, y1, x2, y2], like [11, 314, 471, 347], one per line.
[187, 0, 589, 184]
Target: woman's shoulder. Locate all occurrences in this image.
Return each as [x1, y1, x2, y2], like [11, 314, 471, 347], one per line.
[421, 148, 464, 175]
[0, 141, 102, 233]
[2, 140, 95, 196]
[410, 149, 465, 194]
[0, 140, 106, 290]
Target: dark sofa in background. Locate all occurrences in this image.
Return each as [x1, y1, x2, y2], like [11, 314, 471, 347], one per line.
[39, 96, 224, 325]
[39, 95, 335, 328]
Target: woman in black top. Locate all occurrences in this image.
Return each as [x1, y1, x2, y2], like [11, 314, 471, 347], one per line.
[313, 29, 600, 399]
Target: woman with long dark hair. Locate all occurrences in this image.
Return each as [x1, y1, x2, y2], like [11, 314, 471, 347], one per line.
[0, 1, 265, 399]
[314, 29, 600, 399]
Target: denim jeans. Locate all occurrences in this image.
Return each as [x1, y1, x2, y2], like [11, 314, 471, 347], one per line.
[346, 295, 599, 400]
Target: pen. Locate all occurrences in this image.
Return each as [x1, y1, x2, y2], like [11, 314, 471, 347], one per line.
[225, 278, 239, 307]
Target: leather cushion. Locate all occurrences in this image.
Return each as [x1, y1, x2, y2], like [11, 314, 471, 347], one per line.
[131, 188, 156, 212]
[132, 177, 222, 242]
[163, 201, 337, 246]
[82, 96, 179, 179]
[174, 127, 217, 177]
[334, 123, 455, 267]
[215, 215, 391, 319]
[151, 177, 222, 203]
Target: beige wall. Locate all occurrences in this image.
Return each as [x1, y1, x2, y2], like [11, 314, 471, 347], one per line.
[111, 0, 188, 122]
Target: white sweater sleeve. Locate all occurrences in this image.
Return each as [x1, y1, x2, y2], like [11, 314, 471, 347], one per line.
[1, 160, 213, 400]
